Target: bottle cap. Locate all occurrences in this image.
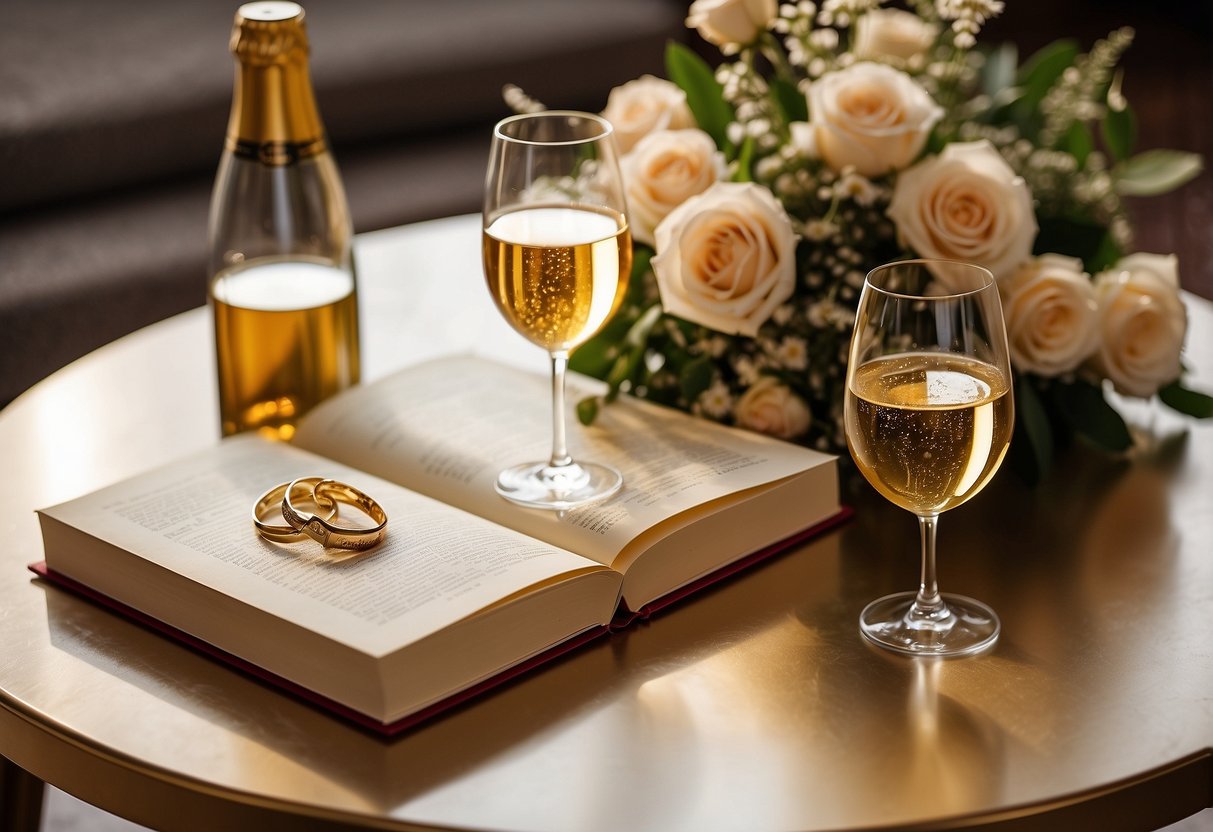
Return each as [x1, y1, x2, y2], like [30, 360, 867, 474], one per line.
[231, 2, 308, 64]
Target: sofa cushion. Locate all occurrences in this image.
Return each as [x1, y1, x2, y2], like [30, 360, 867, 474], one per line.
[0, 0, 686, 404]
[1, 0, 684, 211]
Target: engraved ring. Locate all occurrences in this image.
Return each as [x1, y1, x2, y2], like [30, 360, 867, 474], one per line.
[282, 477, 388, 551]
[252, 477, 337, 542]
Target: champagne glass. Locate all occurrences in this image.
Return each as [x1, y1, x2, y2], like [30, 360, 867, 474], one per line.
[845, 260, 1014, 656]
[482, 111, 632, 510]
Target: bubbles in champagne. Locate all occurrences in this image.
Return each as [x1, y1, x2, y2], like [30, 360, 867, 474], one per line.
[484, 206, 631, 352]
[846, 353, 1012, 514]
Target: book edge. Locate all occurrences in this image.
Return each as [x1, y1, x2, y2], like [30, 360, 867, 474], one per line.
[26, 504, 852, 736]
[27, 562, 609, 738]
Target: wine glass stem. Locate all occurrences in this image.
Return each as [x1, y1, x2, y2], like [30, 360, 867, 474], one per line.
[548, 351, 573, 470]
[914, 513, 944, 615]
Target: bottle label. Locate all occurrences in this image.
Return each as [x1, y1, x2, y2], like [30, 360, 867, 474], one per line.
[228, 136, 327, 166]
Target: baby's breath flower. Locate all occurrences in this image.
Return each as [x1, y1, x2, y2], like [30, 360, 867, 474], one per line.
[804, 219, 839, 241]
[935, 0, 1003, 48]
[579, 1, 1184, 461]
[1039, 28, 1134, 148]
[775, 336, 810, 370]
[698, 379, 735, 419]
[502, 84, 545, 114]
[732, 354, 764, 385]
[837, 172, 878, 205]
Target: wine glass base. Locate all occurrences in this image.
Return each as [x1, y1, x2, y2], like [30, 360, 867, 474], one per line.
[859, 592, 999, 657]
[495, 461, 622, 511]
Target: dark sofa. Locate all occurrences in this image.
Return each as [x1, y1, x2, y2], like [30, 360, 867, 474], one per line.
[0, 0, 687, 405]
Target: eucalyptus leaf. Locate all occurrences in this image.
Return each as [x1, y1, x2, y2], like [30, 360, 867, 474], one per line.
[1114, 149, 1204, 197]
[1158, 381, 1213, 418]
[665, 41, 734, 151]
[1052, 379, 1132, 452]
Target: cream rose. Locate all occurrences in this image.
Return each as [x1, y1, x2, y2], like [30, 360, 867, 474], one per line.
[652, 181, 797, 337]
[1001, 254, 1100, 377]
[686, 0, 777, 51]
[734, 377, 812, 439]
[852, 8, 939, 62]
[621, 128, 726, 247]
[1090, 253, 1187, 398]
[807, 62, 942, 177]
[888, 140, 1037, 284]
[602, 76, 696, 154]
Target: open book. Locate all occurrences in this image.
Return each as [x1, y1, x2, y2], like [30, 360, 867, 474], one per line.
[36, 356, 844, 733]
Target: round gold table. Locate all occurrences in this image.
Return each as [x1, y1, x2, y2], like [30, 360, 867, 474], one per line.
[1, 215, 1210, 831]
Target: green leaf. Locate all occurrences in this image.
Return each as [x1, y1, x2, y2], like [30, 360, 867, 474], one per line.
[769, 75, 808, 124]
[1087, 229, 1122, 275]
[570, 334, 621, 379]
[1033, 215, 1108, 266]
[602, 304, 665, 403]
[569, 248, 655, 378]
[1052, 379, 1133, 452]
[679, 355, 715, 403]
[1010, 374, 1053, 484]
[1114, 149, 1204, 197]
[731, 135, 754, 182]
[1011, 39, 1079, 136]
[982, 43, 1018, 100]
[624, 302, 663, 349]
[576, 396, 600, 426]
[665, 41, 734, 151]
[1158, 381, 1213, 418]
[1101, 100, 1137, 162]
[629, 246, 654, 291]
[1016, 39, 1079, 89]
[1064, 121, 1094, 167]
[604, 351, 641, 401]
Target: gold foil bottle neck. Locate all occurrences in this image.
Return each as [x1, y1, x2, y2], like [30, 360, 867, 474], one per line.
[225, 0, 326, 164]
[231, 2, 308, 65]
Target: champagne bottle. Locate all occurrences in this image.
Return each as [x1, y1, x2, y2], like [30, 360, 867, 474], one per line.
[208, 0, 360, 440]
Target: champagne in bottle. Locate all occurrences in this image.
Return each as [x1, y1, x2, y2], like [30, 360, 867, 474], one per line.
[209, 0, 360, 440]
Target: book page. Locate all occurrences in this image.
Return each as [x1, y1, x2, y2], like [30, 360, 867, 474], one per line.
[41, 437, 612, 656]
[294, 356, 834, 566]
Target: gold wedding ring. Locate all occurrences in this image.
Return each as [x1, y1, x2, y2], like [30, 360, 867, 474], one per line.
[282, 477, 388, 551]
[253, 477, 337, 542]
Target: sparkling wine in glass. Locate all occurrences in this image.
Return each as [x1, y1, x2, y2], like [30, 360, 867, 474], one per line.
[845, 259, 1014, 656]
[482, 111, 632, 510]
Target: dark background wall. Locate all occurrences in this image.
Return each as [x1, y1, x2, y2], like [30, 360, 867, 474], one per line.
[985, 0, 1213, 300]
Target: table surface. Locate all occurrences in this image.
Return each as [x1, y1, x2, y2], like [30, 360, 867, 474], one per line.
[1, 214, 1210, 832]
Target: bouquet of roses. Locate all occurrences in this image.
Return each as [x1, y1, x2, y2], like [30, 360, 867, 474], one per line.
[511, 0, 1211, 481]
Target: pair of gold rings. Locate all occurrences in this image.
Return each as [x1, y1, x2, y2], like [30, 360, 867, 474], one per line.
[252, 477, 388, 551]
